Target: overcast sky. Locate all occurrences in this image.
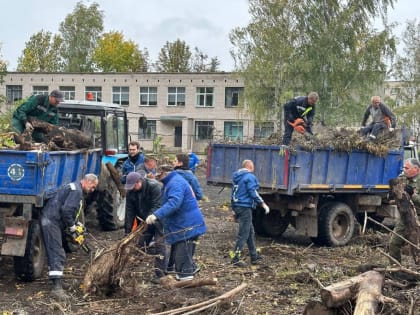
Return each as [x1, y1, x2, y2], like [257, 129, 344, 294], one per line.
[0, 0, 417, 72]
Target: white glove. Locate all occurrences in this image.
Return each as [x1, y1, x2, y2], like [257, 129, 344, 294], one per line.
[389, 128, 394, 132]
[69, 225, 77, 232]
[25, 121, 34, 131]
[146, 214, 157, 225]
[262, 203, 270, 215]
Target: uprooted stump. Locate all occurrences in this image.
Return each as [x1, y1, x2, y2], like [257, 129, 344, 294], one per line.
[83, 223, 148, 295]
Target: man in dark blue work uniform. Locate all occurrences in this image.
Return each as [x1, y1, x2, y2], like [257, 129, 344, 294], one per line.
[282, 92, 319, 145]
[40, 174, 98, 300]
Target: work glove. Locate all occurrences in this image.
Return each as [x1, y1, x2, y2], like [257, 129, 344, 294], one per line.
[25, 121, 34, 131]
[389, 128, 394, 132]
[262, 203, 270, 215]
[146, 214, 157, 225]
[294, 125, 305, 134]
[404, 184, 414, 196]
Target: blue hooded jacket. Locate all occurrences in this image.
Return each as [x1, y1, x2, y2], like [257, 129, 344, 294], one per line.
[154, 172, 206, 244]
[231, 168, 264, 209]
[175, 169, 203, 200]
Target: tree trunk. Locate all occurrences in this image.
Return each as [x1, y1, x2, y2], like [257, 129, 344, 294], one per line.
[105, 162, 126, 198]
[160, 275, 218, 289]
[353, 271, 384, 315]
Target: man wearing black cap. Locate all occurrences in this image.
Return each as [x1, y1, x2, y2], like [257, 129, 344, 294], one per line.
[12, 89, 63, 142]
[124, 171, 167, 283]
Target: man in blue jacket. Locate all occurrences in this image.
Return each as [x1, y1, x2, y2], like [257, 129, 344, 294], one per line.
[231, 160, 270, 267]
[40, 174, 98, 300]
[146, 165, 206, 281]
[121, 141, 145, 184]
[173, 153, 203, 200]
[188, 151, 200, 173]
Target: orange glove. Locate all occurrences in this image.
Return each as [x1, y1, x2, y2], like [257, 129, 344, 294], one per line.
[287, 118, 305, 128]
[295, 125, 305, 134]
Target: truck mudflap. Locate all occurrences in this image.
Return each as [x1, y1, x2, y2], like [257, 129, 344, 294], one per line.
[1, 216, 28, 256]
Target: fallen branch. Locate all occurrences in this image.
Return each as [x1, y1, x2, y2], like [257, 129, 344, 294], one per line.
[160, 275, 218, 289]
[149, 282, 247, 315]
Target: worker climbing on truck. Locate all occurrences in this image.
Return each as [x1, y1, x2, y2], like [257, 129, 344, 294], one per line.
[40, 174, 98, 301]
[282, 92, 319, 145]
[11, 90, 63, 142]
[360, 95, 396, 140]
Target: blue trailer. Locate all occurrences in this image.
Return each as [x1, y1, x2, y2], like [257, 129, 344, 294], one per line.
[207, 143, 417, 246]
[0, 148, 101, 281]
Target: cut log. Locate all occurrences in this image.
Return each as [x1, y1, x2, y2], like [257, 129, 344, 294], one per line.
[353, 271, 384, 315]
[320, 270, 383, 308]
[28, 117, 93, 150]
[159, 275, 217, 289]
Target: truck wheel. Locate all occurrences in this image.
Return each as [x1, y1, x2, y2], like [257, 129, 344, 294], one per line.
[316, 202, 355, 246]
[253, 210, 268, 236]
[97, 172, 125, 231]
[13, 220, 45, 281]
[259, 210, 290, 237]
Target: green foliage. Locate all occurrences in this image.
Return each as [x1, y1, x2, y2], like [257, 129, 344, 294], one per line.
[92, 31, 148, 72]
[59, 1, 104, 72]
[191, 47, 220, 72]
[0, 44, 7, 83]
[156, 39, 192, 72]
[230, 0, 397, 127]
[17, 30, 63, 72]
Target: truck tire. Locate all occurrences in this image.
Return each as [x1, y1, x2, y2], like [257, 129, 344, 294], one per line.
[13, 220, 45, 282]
[315, 202, 355, 246]
[253, 209, 268, 236]
[97, 166, 125, 231]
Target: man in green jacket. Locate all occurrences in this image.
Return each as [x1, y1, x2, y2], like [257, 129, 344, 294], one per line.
[388, 158, 420, 263]
[12, 90, 63, 142]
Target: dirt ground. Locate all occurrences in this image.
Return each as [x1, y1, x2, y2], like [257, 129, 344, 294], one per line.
[0, 166, 419, 315]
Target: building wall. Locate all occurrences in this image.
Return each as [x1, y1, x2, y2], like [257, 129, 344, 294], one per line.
[1, 72, 277, 153]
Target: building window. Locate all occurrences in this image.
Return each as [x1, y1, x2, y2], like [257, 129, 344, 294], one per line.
[225, 87, 244, 107]
[139, 119, 156, 140]
[196, 87, 214, 107]
[6, 85, 22, 104]
[33, 86, 49, 96]
[224, 121, 243, 141]
[390, 88, 400, 95]
[254, 122, 274, 140]
[59, 86, 75, 100]
[112, 86, 129, 106]
[195, 121, 214, 140]
[168, 87, 185, 106]
[140, 87, 157, 106]
[85, 86, 102, 102]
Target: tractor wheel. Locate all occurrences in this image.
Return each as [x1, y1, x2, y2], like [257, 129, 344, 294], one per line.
[13, 220, 46, 281]
[315, 202, 355, 246]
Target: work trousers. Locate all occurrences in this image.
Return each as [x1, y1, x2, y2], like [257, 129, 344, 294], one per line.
[171, 237, 197, 278]
[232, 206, 257, 259]
[138, 224, 168, 278]
[40, 216, 66, 279]
[360, 122, 387, 137]
[388, 220, 406, 263]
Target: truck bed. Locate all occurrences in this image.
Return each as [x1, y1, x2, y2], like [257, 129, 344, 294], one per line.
[0, 148, 101, 206]
[207, 144, 403, 195]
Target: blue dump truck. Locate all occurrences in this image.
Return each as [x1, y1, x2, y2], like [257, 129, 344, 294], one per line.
[207, 142, 418, 246]
[0, 148, 101, 281]
[0, 100, 146, 281]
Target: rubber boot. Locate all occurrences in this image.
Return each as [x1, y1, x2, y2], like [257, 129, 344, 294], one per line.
[51, 278, 70, 301]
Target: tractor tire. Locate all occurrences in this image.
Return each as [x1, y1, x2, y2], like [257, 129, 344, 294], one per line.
[260, 210, 290, 237]
[315, 202, 355, 246]
[13, 220, 46, 282]
[97, 166, 125, 231]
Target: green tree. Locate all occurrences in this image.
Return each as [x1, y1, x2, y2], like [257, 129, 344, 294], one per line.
[59, 1, 104, 72]
[230, 0, 396, 125]
[92, 31, 148, 72]
[156, 39, 191, 72]
[16, 30, 63, 72]
[0, 44, 7, 84]
[390, 20, 420, 131]
[191, 47, 220, 72]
